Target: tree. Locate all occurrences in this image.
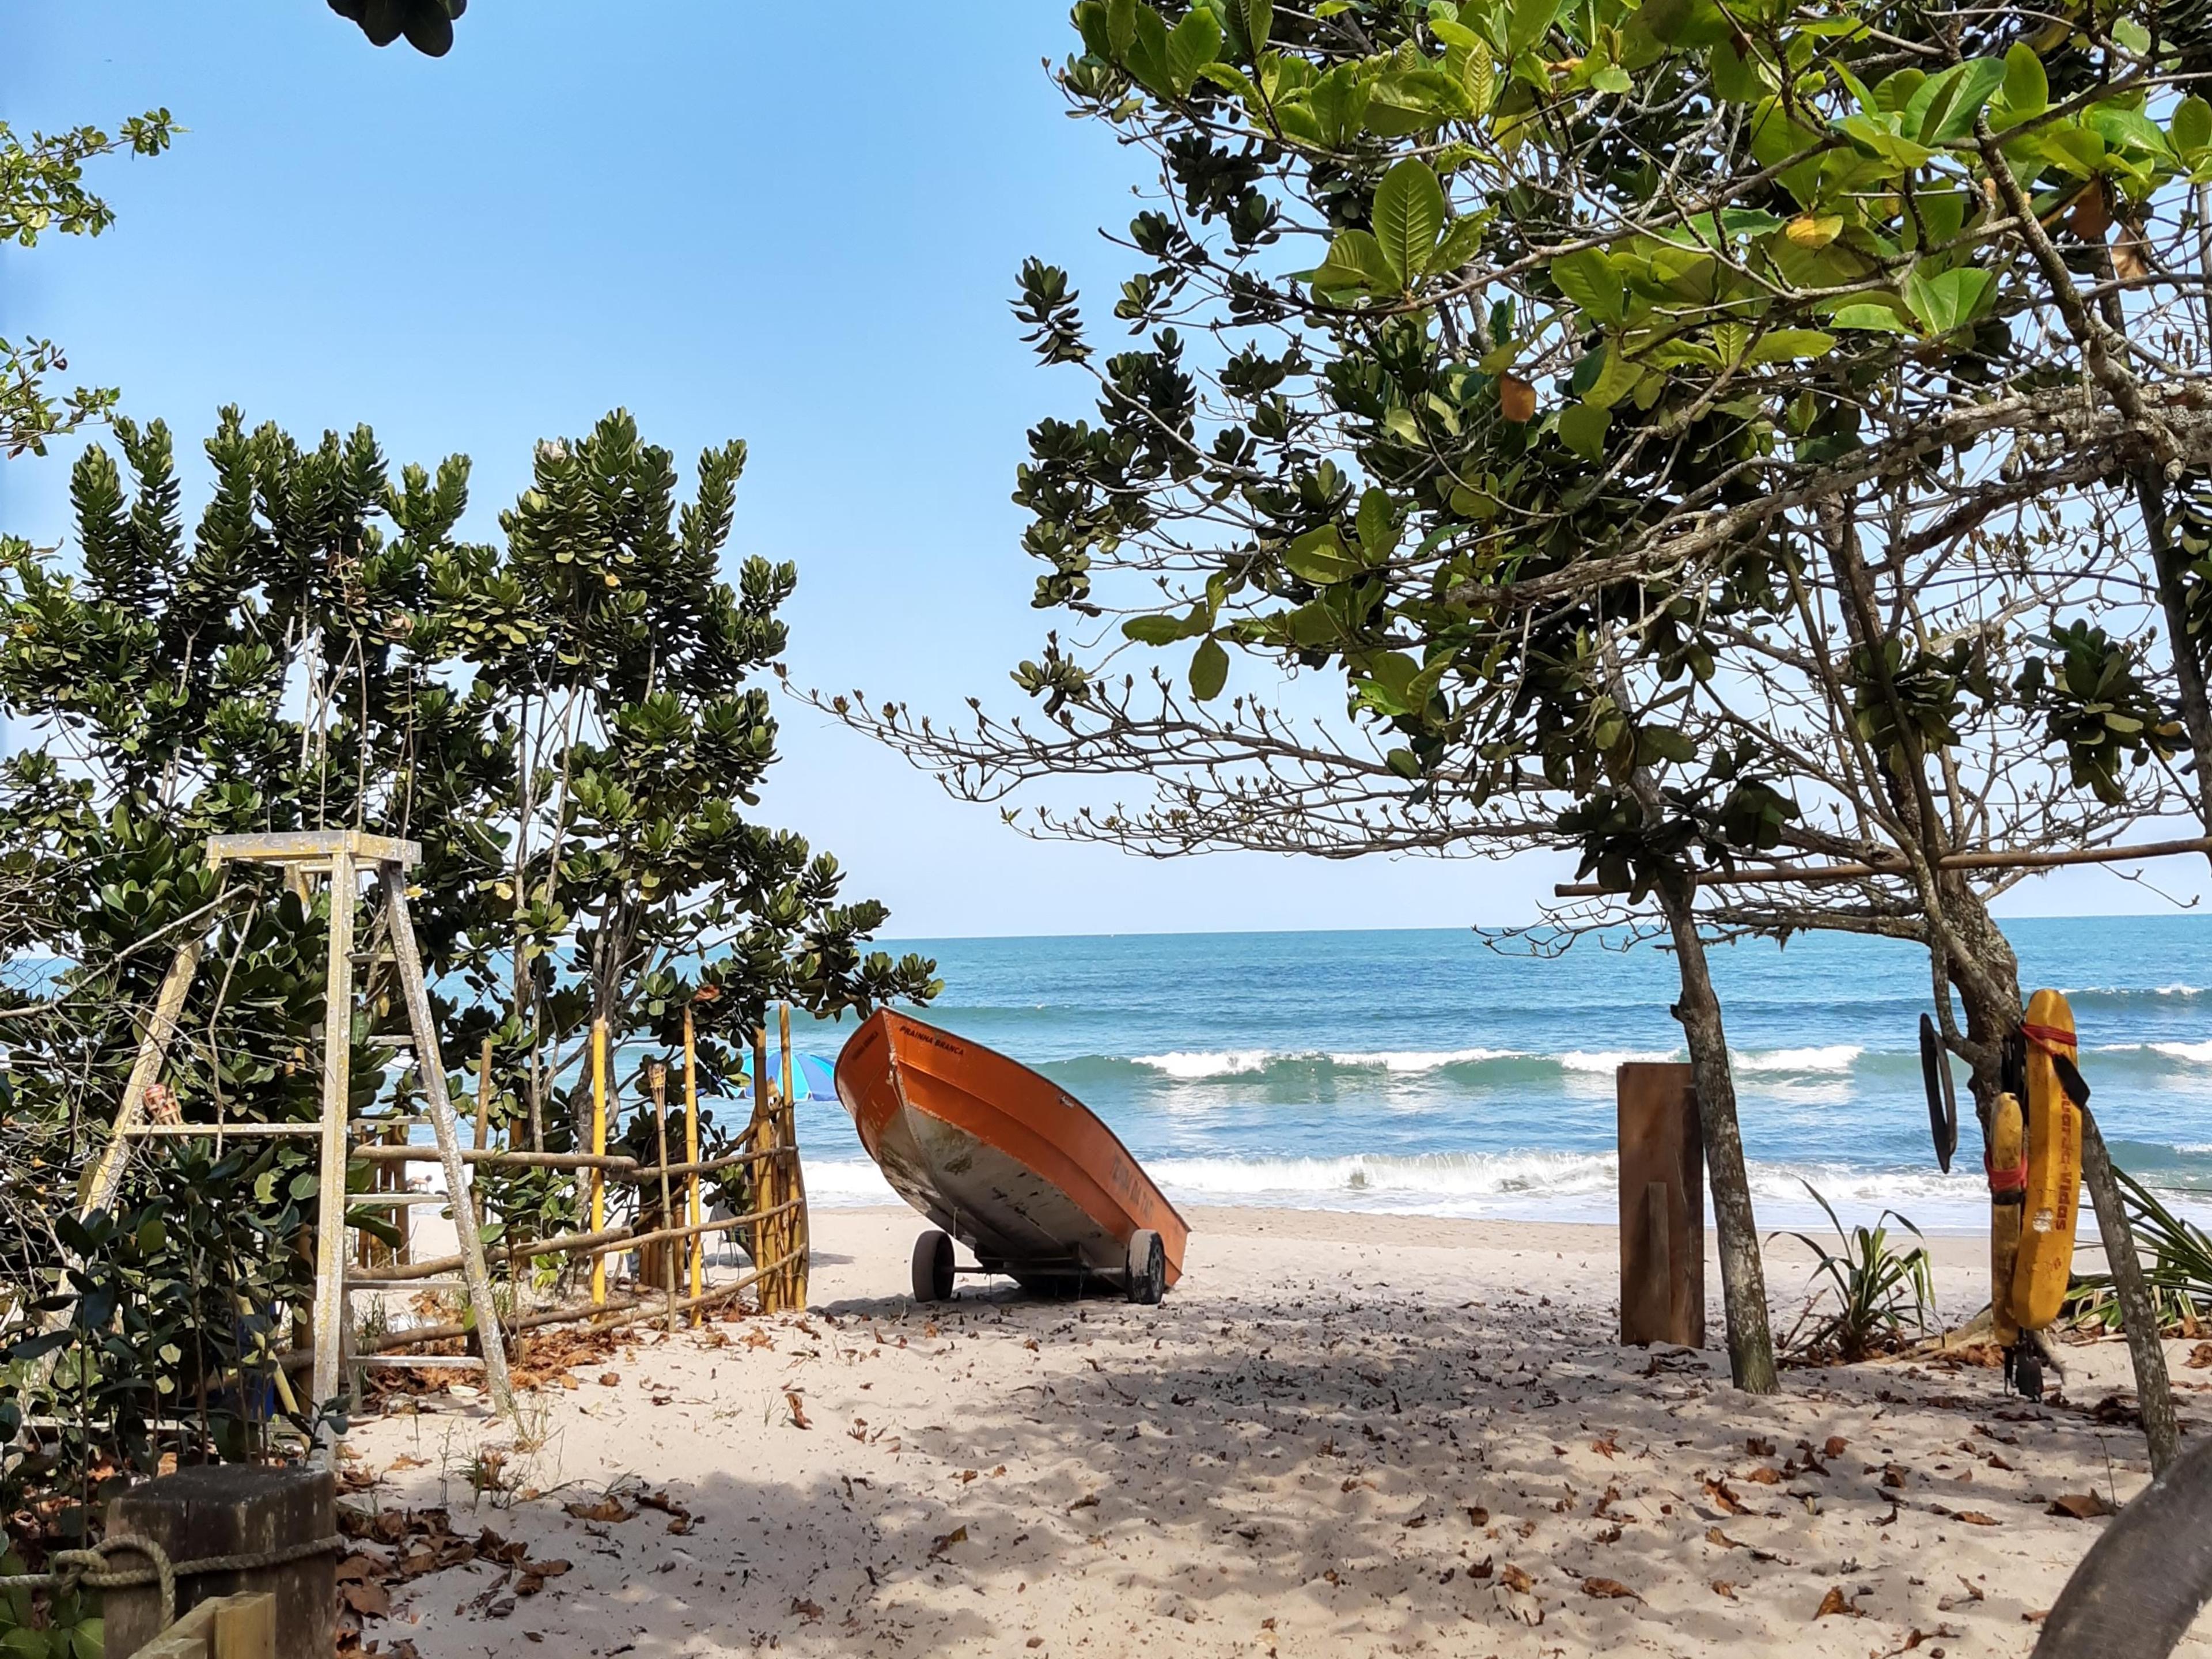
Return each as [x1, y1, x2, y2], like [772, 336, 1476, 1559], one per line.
[327, 0, 468, 57]
[1, 110, 174, 457]
[0, 408, 935, 1501]
[824, 0, 2212, 1397]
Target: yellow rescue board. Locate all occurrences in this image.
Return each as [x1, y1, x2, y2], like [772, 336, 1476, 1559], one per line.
[2010, 990, 2082, 1331]
[1987, 1090, 2024, 1346]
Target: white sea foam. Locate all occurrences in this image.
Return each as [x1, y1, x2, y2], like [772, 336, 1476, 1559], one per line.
[1559, 1048, 1678, 1073]
[2153, 1041, 2212, 1065]
[1132, 1049, 1279, 1078]
[1733, 1044, 1864, 1074]
[1324, 1047, 1518, 1073]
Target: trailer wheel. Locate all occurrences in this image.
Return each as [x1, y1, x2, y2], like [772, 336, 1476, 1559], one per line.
[912, 1229, 955, 1304]
[1125, 1229, 1166, 1305]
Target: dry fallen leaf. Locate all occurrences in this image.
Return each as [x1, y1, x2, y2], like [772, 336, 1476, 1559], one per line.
[785, 1391, 812, 1429]
[1466, 1505, 1490, 1527]
[1743, 1466, 1782, 1486]
[1468, 1556, 1494, 1581]
[931, 1525, 969, 1558]
[1706, 1527, 1744, 1550]
[1823, 1436, 1849, 1459]
[1591, 1433, 1620, 1460]
[340, 1580, 391, 1618]
[1816, 1586, 1858, 1619]
[2049, 1493, 2116, 1520]
[1952, 1510, 1999, 1527]
[1746, 1437, 1777, 1456]
[1582, 1577, 1638, 1601]
[598, 1372, 620, 1387]
[1711, 1581, 1736, 1599]
[1499, 1563, 1535, 1594]
[2186, 1342, 2212, 1370]
[562, 1497, 632, 1524]
[1702, 1479, 1748, 1514]
[790, 1597, 824, 1621]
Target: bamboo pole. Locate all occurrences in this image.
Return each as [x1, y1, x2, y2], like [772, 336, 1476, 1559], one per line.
[753, 1025, 777, 1312]
[650, 1061, 677, 1334]
[684, 1006, 703, 1324]
[590, 1018, 608, 1308]
[472, 1037, 493, 1232]
[353, 1198, 808, 1286]
[778, 1002, 809, 1310]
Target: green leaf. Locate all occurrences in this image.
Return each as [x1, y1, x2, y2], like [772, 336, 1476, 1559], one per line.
[1582, 343, 1641, 410]
[1999, 42, 2048, 123]
[1919, 56, 2006, 145]
[1355, 488, 1399, 561]
[1282, 526, 1363, 584]
[2175, 96, 2212, 157]
[1591, 63, 1632, 94]
[1313, 228, 1397, 293]
[1426, 213, 1488, 278]
[1372, 158, 1445, 290]
[1638, 0, 1728, 46]
[1385, 746, 1421, 778]
[1166, 6, 1224, 94]
[1549, 247, 1623, 324]
[1189, 636, 1229, 700]
[1827, 301, 1910, 332]
[1748, 328, 1836, 362]
[1122, 612, 1201, 645]
[1904, 265, 1994, 334]
[1557, 400, 1611, 460]
[1711, 39, 1774, 103]
[1240, 0, 1273, 55]
[1635, 724, 1697, 765]
[1506, 0, 1560, 58]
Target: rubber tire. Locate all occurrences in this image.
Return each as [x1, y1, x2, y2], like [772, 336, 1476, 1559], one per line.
[912, 1229, 955, 1304]
[1125, 1229, 1166, 1305]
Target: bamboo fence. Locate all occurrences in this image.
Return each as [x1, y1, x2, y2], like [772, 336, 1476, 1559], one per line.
[294, 1003, 815, 1370]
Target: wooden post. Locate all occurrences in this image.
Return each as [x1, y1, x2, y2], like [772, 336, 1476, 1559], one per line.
[1618, 1062, 1705, 1348]
[778, 1002, 809, 1310]
[650, 1060, 677, 1334]
[590, 1018, 609, 1308]
[753, 1025, 776, 1313]
[104, 1464, 334, 1659]
[684, 1006, 703, 1322]
[310, 851, 355, 1448]
[472, 1036, 494, 1226]
[78, 939, 204, 1217]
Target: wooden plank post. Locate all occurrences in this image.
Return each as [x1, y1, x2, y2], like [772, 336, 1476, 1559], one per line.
[78, 939, 205, 1217]
[650, 1060, 677, 1334]
[104, 1465, 332, 1659]
[752, 1025, 777, 1313]
[590, 1018, 609, 1308]
[684, 1005, 703, 1322]
[310, 850, 355, 1449]
[778, 1003, 809, 1309]
[1618, 1062, 1705, 1348]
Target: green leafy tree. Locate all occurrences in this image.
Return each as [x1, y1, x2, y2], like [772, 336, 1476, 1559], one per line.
[0, 408, 935, 1512]
[827, 0, 2212, 1399]
[1, 111, 174, 457]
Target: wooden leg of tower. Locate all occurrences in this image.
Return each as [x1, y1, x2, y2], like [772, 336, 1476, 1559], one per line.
[380, 866, 515, 1417]
[312, 853, 357, 1460]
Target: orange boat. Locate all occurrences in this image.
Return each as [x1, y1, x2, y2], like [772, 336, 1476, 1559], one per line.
[833, 1009, 1188, 1304]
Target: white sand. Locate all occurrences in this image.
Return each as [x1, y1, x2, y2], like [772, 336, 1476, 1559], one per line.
[344, 1205, 2212, 1657]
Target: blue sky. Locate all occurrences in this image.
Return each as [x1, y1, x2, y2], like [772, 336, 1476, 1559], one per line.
[1, 3, 2194, 934]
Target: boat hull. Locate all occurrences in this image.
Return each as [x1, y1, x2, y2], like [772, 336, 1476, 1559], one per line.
[834, 1010, 1187, 1289]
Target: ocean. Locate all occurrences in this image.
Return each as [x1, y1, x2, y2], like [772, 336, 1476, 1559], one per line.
[788, 916, 2212, 1235]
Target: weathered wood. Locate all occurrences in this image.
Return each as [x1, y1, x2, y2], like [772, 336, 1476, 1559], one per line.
[684, 1006, 704, 1319]
[1618, 1062, 1705, 1349]
[80, 940, 206, 1215]
[126, 1592, 273, 1659]
[380, 866, 513, 1415]
[205, 830, 421, 868]
[310, 851, 355, 1447]
[590, 1019, 609, 1307]
[779, 1003, 810, 1309]
[651, 1062, 678, 1332]
[105, 1467, 331, 1659]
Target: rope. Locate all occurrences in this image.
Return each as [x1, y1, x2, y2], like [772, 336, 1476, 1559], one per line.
[0, 1531, 338, 1634]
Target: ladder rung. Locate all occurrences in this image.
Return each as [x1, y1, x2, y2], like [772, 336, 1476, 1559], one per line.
[368, 1033, 414, 1047]
[351, 1277, 467, 1290]
[353, 1354, 483, 1370]
[122, 1123, 322, 1138]
[349, 1192, 449, 1207]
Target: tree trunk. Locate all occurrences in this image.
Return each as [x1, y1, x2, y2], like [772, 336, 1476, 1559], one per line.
[1656, 874, 1778, 1393]
[2081, 1113, 2181, 1474]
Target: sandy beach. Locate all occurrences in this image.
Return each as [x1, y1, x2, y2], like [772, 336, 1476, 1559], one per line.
[340, 1206, 2210, 1658]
